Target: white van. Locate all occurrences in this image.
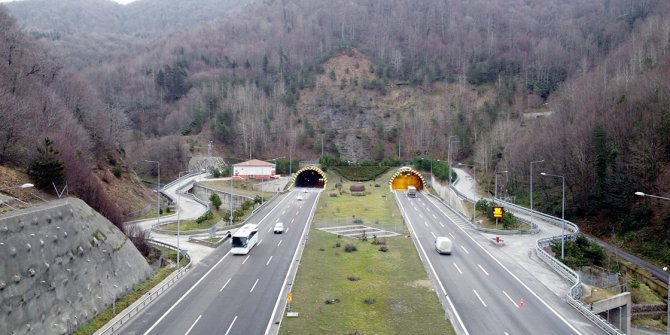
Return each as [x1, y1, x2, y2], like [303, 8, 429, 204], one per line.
[435, 236, 453, 255]
[274, 222, 284, 234]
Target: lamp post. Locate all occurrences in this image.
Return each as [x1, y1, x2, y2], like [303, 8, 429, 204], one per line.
[541, 172, 565, 259]
[175, 170, 193, 270]
[144, 160, 161, 228]
[229, 163, 234, 226]
[636, 192, 670, 334]
[530, 160, 544, 227]
[448, 137, 460, 206]
[459, 163, 477, 225]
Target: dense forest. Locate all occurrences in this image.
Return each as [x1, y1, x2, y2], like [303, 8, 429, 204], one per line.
[2, 0, 669, 263]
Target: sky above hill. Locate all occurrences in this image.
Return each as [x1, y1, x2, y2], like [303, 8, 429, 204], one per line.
[0, 0, 136, 4]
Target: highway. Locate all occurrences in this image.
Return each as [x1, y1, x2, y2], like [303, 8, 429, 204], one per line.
[395, 190, 607, 335]
[118, 189, 319, 335]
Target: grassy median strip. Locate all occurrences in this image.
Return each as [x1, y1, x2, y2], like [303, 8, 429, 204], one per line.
[280, 169, 455, 335]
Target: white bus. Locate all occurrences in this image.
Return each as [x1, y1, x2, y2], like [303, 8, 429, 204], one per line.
[231, 223, 259, 255]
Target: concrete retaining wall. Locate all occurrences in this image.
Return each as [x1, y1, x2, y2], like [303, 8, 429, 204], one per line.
[0, 198, 152, 335]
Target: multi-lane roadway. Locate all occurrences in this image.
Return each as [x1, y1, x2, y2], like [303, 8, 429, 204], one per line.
[118, 189, 319, 335]
[395, 190, 607, 335]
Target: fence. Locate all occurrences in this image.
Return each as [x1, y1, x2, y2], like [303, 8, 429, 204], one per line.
[95, 239, 192, 335]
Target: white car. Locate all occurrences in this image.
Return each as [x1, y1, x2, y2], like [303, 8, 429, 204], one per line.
[296, 195, 303, 201]
[274, 222, 284, 234]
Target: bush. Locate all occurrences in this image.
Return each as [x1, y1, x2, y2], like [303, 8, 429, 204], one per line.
[347, 276, 360, 281]
[378, 245, 389, 252]
[363, 297, 376, 305]
[334, 242, 341, 248]
[344, 244, 357, 252]
[195, 210, 214, 224]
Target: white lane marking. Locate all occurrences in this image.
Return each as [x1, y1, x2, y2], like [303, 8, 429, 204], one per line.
[438, 221, 444, 227]
[258, 239, 263, 247]
[266, 256, 273, 266]
[419, 214, 423, 219]
[449, 232, 455, 239]
[225, 315, 238, 335]
[393, 192, 470, 335]
[277, 240, 282, 247]
[460, 246, 469, 254]
[250, 278, 259, 293]
[291, 218, 295, 223]
[268, 227, 272, 233]
[432, 214, 437, 219]
[242, 255, 250, 264]
[424, 221, 428, 227]
[219, 278, 232, 292]
[422, 194, 584, 334]
[184, 315, 202, 335]
[453, 263, 463, 274]
[143, 252, 231, 335]
[478, 264, 489, 276]
[296, 211, 299, 215]
[473, 289, 487, 307]
[503, 291, 519, 308]
[430, 231, 436, 239]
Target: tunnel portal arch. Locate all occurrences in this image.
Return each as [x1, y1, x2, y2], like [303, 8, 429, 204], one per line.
[292, 166, 327, 188]
[389, 167, 426, 190]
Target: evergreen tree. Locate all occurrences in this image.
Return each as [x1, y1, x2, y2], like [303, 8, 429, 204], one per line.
[28, 138, 65, 190]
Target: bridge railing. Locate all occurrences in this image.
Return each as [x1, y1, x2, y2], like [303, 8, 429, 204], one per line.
[95, 240, 192, 335]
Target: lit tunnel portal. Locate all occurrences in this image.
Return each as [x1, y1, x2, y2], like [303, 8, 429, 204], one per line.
[294, 169, 326, 188]
[390, 168, 425, 191]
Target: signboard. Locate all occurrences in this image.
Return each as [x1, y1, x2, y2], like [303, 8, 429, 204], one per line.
[493, 207, 504, 218]
[287, 292, 293, 304]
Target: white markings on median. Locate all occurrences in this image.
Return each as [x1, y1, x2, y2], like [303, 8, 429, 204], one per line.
[460, 245, 469, 254]
[473, 289, 487, 307]
[277, 240, 282, 247]
[266, 256, 273, 266]
[453, 263, 463, 274]
[477, 264, 489, 276]
[184, 315, 202, 335]
[250, 278, 259, 293]
[242, 255, 250, 264]
[503, 291, 519, 308]
[225, 316, 238, 335]
[220, 278, 232, 292]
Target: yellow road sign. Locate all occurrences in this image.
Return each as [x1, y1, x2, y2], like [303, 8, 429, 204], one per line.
[287, 292, 293, 304]
[493, 207, 504, 218]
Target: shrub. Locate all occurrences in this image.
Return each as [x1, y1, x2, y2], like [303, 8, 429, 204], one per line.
[363, 297, 376, 305]
[347, 276, 360, 281]
[329, 193, 338, 197]
[334, 242, 341, 248]
[344, 244, 357, 252]
[378, 245, 389, 252]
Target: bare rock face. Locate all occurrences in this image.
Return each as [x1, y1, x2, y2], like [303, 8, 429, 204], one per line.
[0, 198, 153, 335]
[189, 156, 227, 172]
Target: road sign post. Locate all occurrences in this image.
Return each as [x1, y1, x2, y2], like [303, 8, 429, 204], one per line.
[493, 207, 504, 230]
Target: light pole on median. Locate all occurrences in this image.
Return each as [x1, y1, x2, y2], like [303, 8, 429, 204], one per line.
[145, 160, 161, 228]
[448, 137, 460, 205]
[459, 162, 478, 225]
[541, 172, 565, 259]
[530, 160, 544, 227]
[494, 170, 508, 200]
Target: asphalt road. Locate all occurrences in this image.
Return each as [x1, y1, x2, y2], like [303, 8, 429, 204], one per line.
[395, 190, 607, 335]
[117, 189, 320, 335]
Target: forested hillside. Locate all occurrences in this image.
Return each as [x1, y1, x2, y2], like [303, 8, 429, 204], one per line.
[2, 0, 670, 263]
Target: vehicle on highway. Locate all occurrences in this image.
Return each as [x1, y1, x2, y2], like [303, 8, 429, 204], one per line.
[296, 195, 303, 201]
[435, 236, 453, 254]
[407, 185, 417, 198]
[273, 222, 284, 234]
[231, 223, 259, 255]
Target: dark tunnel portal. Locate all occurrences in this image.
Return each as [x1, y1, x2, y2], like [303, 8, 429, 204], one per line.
[295, 170, 325, 188]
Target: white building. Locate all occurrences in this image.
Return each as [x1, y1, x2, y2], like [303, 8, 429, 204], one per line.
[233, 159, 276, 180]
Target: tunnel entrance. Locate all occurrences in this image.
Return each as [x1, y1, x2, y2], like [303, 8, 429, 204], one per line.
[389, 167, 425, 190]
[293, 166, 327, 188]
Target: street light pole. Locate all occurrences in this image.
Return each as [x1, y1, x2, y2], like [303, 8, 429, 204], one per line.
[494, 171, 508, 200]
[459, 162, 477, 225]
[530, 160, 544, 228]
[145, 160, 160, 228]
[541, 172, 565, 259]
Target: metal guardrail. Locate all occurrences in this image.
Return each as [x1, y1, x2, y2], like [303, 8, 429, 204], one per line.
[96, 240, 192, 335]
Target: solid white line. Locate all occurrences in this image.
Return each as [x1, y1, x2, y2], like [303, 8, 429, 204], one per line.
[224, 315, 238, 335]
[453, 263, 463, 275]
[449, 232, 455, 239]
[473, 289, 487, 307]
[266, 256, 273, 266]
[250, 278, 259, 293]
[242, 255, 250, 264]
[460, 246, 469, 254]
[423, 194, 584, 334]
[430, 231, 436, 239]
[277, 240, 282, 247]
[394, 192, 470, 335]
[143, 251, 231, 335]
[219, 278, 232, 292]
[184, 315, 202, 335]
[478, 264, 489, 276]
[503, 291, 519, 308]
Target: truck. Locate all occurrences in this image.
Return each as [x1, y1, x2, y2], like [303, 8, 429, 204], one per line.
[435, 236, 453, 255]
[407, 185, 417, 198]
